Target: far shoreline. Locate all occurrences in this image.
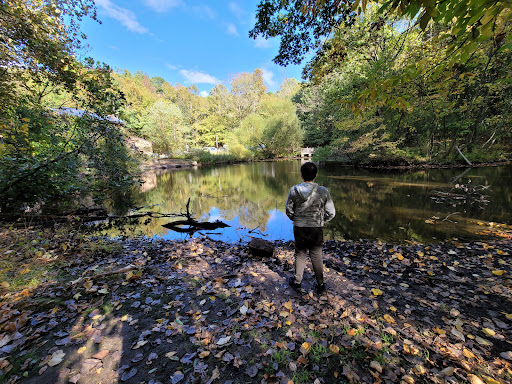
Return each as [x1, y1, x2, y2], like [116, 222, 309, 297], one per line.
[140, 156, 512, 172]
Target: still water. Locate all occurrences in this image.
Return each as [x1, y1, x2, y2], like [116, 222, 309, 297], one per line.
[121, 160, 512, 243]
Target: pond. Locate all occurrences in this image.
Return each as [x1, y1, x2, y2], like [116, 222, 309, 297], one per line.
[112, 160, 512, 243]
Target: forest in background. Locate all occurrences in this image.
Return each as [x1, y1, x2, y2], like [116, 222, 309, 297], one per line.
[113, 69, 303, 161]
[1, 0, 511, 214]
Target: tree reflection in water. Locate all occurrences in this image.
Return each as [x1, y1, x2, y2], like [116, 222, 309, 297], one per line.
[105, 161, 512, 243]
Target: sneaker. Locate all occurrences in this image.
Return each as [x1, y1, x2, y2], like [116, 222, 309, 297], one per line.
[315, 283, 326, 295]
[288, 277, 302, 291]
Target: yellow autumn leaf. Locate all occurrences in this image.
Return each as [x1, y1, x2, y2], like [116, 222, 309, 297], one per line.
[390, 306, 397, 312]
[492, 270, 506, 276]
[346, 328, 357, 336]
[77, 346, 87, 354]
[371, 288, 383, 296]
[434, 327, 446, 335]
[301, 342, 311, 351]
[417, 251, 424, 257]
[283, 301, 293, 311]
[383, 314, 395, 324]
[279, 311, 289, 318]
[50, 307, 59, 315]
[475, 336, 493, 346]
[199, 351, 210, 358]
[329, 344, 340, 354]
[482, 328, 495, 337]
[463, 348, 477, 359]
[504, 313, 512, 320]
[427, 271, 434, 276]
[84, 280, 93, 290]
[482, 375, 500, 384]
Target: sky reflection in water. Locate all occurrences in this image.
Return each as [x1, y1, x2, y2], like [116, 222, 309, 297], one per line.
[128, 161, 512, 244]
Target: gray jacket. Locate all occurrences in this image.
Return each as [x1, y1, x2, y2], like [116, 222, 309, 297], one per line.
[285, 182, 335, 227]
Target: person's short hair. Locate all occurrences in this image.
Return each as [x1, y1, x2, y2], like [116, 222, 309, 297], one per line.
[301, 162, 317, 181]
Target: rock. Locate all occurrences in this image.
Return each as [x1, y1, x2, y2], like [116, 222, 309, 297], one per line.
[248, 238, 274, 257]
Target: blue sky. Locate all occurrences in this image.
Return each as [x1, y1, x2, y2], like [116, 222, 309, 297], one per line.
[81, 0, 305, 96]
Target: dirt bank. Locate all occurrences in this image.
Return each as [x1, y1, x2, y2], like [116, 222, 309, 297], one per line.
[0, 228, 511, 384]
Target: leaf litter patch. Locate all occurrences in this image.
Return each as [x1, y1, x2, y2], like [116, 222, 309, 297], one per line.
[0, 229, 510, 384]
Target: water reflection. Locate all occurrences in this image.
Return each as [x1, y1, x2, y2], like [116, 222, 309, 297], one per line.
[111, 161, 512, 243]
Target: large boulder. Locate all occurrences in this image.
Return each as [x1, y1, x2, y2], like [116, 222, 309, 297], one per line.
[248, 238, 274, 257]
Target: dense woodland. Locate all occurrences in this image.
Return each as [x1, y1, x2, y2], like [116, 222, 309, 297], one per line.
[1, 0, 511, 213]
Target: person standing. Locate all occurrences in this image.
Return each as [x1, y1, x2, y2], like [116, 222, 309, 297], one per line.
[285, 162, 335, 294]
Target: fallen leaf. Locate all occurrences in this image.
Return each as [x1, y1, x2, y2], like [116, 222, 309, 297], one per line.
[414, 364, 426, 375]
[440, 366, 455, 376]
[371, 288, 383, 296]
[499, 351, 512, 360]
[217, 336, 231, 346]
[132, 339, 148, 349]
[206, 367, 220, 384]
[301, 342, 311, 353]
[170, 371, 184, 384]
[463, 348, 478, 360]
[77, 347, 87, 354]
[451, 328, 465, 341]
[329, 344, 340, 354]
[383, 314, 395, 324]
[475, 336, 493, 346]
[467, 374, 484, 384]
[47, 350, 65, 367]
[482, 328, 495, 337]
[245, 365, 258, 378]
[491, 270, 505, 276]
[481, 376, 500, 384]
[370, 360, 382, 373]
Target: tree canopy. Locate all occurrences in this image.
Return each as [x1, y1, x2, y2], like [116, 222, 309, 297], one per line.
[0, 1, 136, 213]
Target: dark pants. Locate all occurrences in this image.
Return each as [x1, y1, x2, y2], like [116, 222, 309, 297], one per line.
[293, 226, 324, 285]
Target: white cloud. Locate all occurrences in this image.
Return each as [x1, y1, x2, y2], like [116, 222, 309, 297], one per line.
[95, 0, 149, 34]
[166, 63, 178, 70]
[261, 68, 276, 88]
[144, 0, 182, 13]
[190, 5, 216, 19]
[226, 23, 239, 37]
[200, 91, 208, 97]
[180, 70, 221, 85]
[229, 2, 244, 20]
[254, 36, 272, 48]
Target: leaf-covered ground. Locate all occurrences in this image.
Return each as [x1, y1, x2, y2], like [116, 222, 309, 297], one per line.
[0, 228, 511, 384]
